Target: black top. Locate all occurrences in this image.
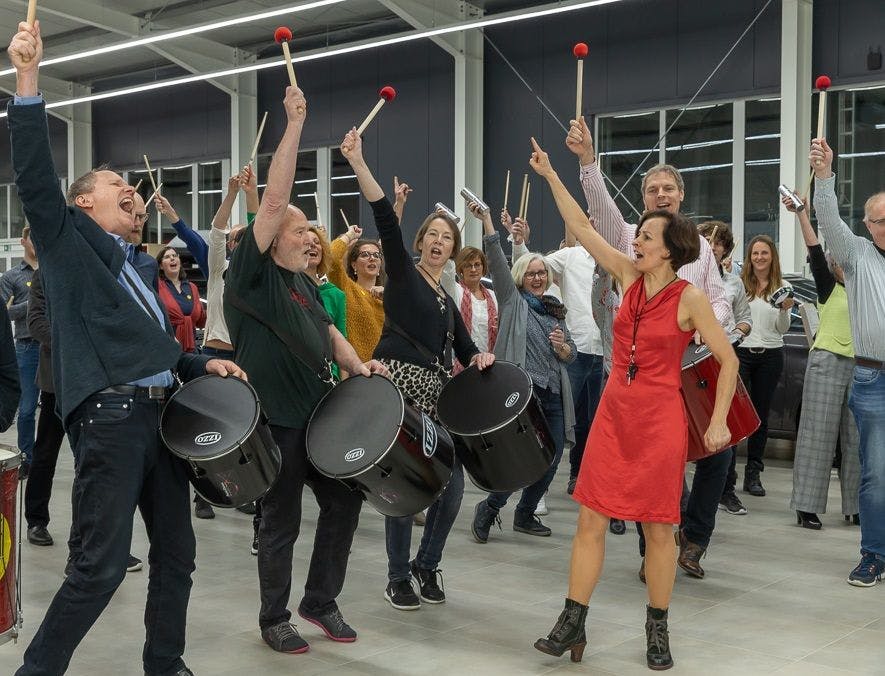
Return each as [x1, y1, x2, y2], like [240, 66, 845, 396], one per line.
[224, 224, 333, 429]
[807, 243, 839, 304]
[370, 197, 478, 369]
[0, 301, 20, 432]
[8, 101, 209, 426]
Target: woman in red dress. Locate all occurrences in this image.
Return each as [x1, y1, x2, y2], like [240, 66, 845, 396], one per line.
[528, 139, 738, 670]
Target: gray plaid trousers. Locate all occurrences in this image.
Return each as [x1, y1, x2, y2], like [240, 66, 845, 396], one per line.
[790, 348, 860, 515]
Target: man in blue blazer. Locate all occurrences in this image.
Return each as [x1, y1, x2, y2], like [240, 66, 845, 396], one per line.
[8, 21, 245, 676]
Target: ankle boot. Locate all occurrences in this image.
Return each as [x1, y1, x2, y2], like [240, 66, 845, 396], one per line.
[534, 597, 588, 662]
[645, 605, 673, 670]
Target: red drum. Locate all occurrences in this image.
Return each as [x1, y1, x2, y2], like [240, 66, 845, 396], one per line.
[0, 446, 22, 646]
[680, 343, 760, 461]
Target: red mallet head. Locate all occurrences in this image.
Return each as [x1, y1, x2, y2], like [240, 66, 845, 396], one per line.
[379, 85, 396, 102]
[815, 75, 831, 91]
[573, 42, 589, 59]
[274, 26, 293, 44]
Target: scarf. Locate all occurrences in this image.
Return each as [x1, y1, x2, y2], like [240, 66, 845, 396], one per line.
[158, 279, 205, 353]
[455, 282, 498, 374]
[520, 290, 567, 321]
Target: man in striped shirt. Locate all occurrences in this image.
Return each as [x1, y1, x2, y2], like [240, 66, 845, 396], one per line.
[565, 116, 734, 582]
[811, 137, 885, 587]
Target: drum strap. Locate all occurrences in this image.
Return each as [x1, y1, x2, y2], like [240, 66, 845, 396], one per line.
[384, 312, 455, 384]
[226, 289, 336, 386]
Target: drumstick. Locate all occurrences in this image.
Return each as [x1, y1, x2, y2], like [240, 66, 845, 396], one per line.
[274, 27, 297, 87]
[145, 182, 164, 208]
[503, 170, 510, 213]
[806, 74, 832, 198]
[356, 86, 396, 135]
[249, 111, 268, 166]
[522, 182, 531, 221]
[708, 224, 719, 245]
[313, 192, 323, 230]
[518, 173, 528, 222]
[143, 155, 159, 195]
[339, 208, 350, 229]
[133, 179, 143, 192]
[573, 43, 589, 121]
[20, 0, 38, 63]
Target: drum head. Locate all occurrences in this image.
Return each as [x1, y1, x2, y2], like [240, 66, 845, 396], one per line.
[437, 361, 533, 435]
[307, 375, 405, 477]
[0, 446, 21, 471]
[681, 343, 712, 370]
[160, 375, 260, 459]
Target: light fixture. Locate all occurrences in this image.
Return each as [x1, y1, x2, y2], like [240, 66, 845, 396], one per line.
[875, 123, 885, 130]
[0, 0, 626, 117]
[0, 0, 347, 77]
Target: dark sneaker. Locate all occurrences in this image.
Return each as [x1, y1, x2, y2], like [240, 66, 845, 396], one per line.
[298, 605, 357, 642]
[126, 555, 143, 573]
[384, 579, 420, 610]
[18, 461, 30, 480]
[513, 512, 552, 537]
[847, 552, 885, 587]
[410, 561, 445, 604]
[719, 492, 748, 515]
[236, 501, 256, 515]
[27, 525, 53, 546]
[567, 476, 577, 495]
[261, 621, 309, 653]
[471, 499, 501, 544]
[743, 472, 765, 497]
[194, 496, 215, 519]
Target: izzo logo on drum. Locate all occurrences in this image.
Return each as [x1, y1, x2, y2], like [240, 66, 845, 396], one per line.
[505, 392, 520, 408]
[195, 432, 222, 446]
[421, 413, 437, 458]
[344, 448, 365, 462]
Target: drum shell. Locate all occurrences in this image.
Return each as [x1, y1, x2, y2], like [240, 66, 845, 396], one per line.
[0, 448, 21, 646]
[437, 362, 555, 493]
[306, 376, 455, 518]
[681, 352, 760, 461]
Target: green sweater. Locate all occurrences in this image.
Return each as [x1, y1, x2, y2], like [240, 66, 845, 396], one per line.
[318, 280, 347, 378]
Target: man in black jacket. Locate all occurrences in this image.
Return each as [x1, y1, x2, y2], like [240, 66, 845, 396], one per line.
[8, 22, 244, 676]
[0, 301, 20, 432]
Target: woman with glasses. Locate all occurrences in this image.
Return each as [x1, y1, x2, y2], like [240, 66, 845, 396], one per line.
[340, 127, 494, 613]
[155, 245, 205, 354]
[452, 247, 498, 372]
[467, 200, 577, 543]
[329, 225, 385, 362]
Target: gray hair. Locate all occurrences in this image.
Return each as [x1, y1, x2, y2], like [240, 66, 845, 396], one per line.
[641, 164, 685, 194]
[510, 252, 550, 291]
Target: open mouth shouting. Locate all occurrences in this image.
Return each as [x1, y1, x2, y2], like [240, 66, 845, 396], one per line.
[119, 196, 135, 216]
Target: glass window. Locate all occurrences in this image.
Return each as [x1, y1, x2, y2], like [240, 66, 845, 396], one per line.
[197, 162, 223, 229]
[9, 190, 26, 240]
[598, 111, 659, 220]
[291, 150, 318, 225]
[0, 186, 8, 239]
[159, 166, 193, 243]
[330, 149, 359, 239]
[665, 103, 733, 223]
[744, 99, 782, 250]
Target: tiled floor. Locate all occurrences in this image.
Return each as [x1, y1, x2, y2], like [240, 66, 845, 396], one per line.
[0, 432, 880, 675]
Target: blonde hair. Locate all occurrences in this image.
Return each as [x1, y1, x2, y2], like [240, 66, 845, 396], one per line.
[741, 235, 784, 299]
[308, 226, 333, 278]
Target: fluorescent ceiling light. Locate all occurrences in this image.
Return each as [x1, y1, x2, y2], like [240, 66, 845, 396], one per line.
[847, 84, 885, 92]
[611, 111, 657, 119]
[0, 0, 626, 117]
[839, 150, 885, 158]
[876, 123, 885, 130]
[677, 162, 733, 173]
[0, 0, 347, 77]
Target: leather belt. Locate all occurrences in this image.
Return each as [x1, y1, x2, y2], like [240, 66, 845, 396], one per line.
[97, 384, 175, 401]
[855, 356, 885, 370]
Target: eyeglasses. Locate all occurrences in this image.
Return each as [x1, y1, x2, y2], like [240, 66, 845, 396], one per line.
[357, 251, 383, 260]
[523, 270, 548, 279]
[462, 261, 483, 270]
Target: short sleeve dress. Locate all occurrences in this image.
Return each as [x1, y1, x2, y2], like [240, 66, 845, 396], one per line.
[573, 278, 694, 523]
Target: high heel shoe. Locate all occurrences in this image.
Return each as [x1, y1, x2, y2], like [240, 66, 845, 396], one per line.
[534, 597, 588, 662]
[796, 511, 822, 530]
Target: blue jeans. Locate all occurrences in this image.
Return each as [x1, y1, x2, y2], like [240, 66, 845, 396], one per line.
[567, 352, 604, 479]
[487, 385, 566, 516]
[386, 461, 464, 581]
[14, 339, 39, 463]
[849, 365, 885, 558]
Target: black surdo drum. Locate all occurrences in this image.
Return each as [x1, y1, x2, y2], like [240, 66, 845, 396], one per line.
[306, 375, 454, 518]
[160, 375, 281, 508]
[437, 361, 554, 493]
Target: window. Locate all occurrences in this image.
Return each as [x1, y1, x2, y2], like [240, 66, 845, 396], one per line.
[744, 99, 782, 249]
[330, 149, 359, 239]
[665, 103, 733, 223]
[197, 162, 224, 229]
[0, 186, 8, 239]
[9, 189, 26, 240]
[159, 166, 193, 243]
[255, 149, 319, 224]
[598, 111, 659, 220]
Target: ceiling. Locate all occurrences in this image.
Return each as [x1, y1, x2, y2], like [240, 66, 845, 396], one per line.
[0, 0, 571, 99]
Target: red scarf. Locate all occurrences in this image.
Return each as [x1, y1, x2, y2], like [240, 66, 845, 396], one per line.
[158, 279, 205, 353]
[455, 281, 498, 374]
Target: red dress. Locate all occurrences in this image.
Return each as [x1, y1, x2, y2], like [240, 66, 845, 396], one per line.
[573, 278, 693, 523]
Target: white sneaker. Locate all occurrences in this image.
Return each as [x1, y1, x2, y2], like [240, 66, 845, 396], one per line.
[534, 495, 548, 516]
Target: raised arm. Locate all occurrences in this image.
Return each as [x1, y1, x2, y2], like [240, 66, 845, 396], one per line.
[156, 194, 209, 276]
[393, 176, 412, 224]
[810, 138, 858, 270]
[341, 128, 384, 202]
[242, 164, 260, 219]
[253, 86, 307, 253]
[530, 138, 637, 288]
[566, 116, 634, 252]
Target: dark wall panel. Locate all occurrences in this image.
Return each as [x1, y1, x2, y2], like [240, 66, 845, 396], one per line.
[814, 0, 885, 84]
[0, 113, 68, 183]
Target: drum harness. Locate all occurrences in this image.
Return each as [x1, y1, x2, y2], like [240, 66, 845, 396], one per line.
[383, 309, 455, 387]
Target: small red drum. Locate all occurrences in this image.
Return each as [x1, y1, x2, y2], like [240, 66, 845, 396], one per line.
[0, 446, 22, 646]
[680, 344, 760, 461]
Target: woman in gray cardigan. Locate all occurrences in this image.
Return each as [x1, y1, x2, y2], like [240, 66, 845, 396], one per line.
[467, 202, 576, 541]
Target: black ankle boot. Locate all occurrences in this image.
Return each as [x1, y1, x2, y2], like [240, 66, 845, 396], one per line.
[534, 598, 588, 662]
[645, 605, 673, 670]
[796, 510, 822, 530]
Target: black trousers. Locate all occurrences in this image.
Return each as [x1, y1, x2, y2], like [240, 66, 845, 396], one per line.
[24, 391, 66, 529]
[17, 391, 195, 676]
[258, 425, 362, 630]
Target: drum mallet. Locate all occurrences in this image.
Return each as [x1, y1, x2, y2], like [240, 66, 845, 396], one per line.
[249, 111, 269, 166]
[805, 74, 831, 198]
[357, 86, 396, 135]
[573, 42, 589, 121]
[274, 27, 298, 87]
[143, 155, 160, 195]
